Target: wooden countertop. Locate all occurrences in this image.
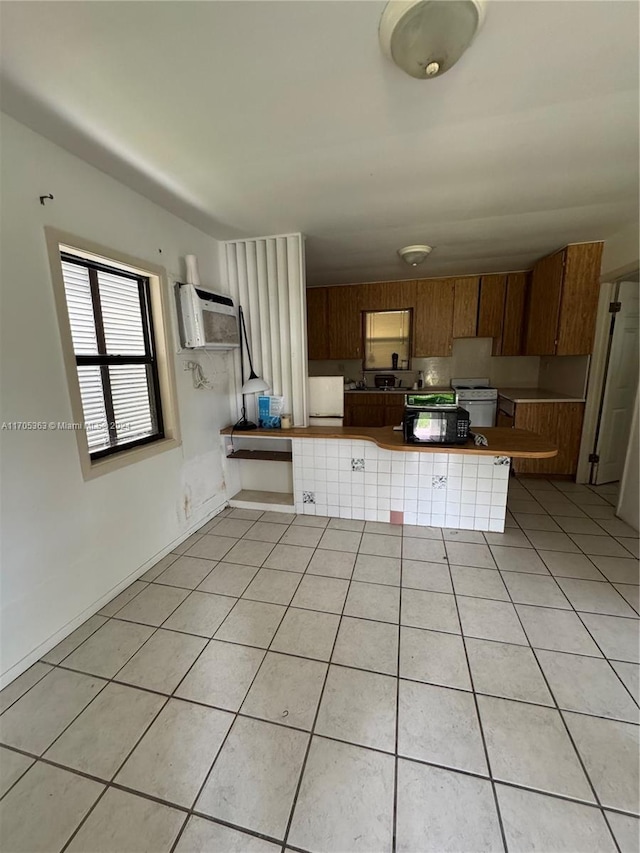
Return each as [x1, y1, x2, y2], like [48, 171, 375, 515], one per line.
[498, 388, 585, 404]
[221, 425, 557, 458]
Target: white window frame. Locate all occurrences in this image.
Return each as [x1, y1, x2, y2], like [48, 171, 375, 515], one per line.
[46, 228, 181, 480]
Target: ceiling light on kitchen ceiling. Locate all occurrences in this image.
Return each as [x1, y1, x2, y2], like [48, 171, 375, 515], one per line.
[398, 245, 433, 266]
[379, 0, 486, 79]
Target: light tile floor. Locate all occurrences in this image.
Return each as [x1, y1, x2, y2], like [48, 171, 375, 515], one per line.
[1, 477, 638, 852]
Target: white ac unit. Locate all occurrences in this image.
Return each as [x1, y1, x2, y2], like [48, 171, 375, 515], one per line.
[178, 283, 240, 350]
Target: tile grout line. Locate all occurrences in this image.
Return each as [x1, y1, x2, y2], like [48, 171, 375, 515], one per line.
[446, 554, 510, 853]
[500, 567, 624, 853]
[4, 735, 639, 822]
[1, 489, 636, 850]
[165, 513, 312, 852]
[56, 687, 174, 853]
[32, 651, 640, 732]
[279, 527, 364, 852]
[501, 486, 640, 707]
[391, 525, 404, 853]
[167, 512, 338, 852]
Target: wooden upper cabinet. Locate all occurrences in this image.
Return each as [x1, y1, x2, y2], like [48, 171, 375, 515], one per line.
[413, 278, 455, 357]
[452, 277, 480, 338]
[525, 242, 603, 356]
[525, 250, 565, 355]
[359, 280, 415, 311]
[327, 285, 363, 359]
[306, 287, 329, 360]
[478, 274, 507, 351]
[501, 272, 528, 356]
[556, 242, 604, 355]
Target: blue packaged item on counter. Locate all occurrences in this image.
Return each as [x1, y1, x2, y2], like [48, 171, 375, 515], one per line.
[258, 395, 284, 428]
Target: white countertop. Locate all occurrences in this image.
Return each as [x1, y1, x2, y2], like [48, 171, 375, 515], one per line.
[498, 387, 585, 404]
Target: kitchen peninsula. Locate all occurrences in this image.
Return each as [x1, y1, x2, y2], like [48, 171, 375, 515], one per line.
[221, 425, 556, 533]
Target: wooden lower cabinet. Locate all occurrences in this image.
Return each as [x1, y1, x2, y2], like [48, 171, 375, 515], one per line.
[344, 393, 405, 428]
[512, 402, 585, 475]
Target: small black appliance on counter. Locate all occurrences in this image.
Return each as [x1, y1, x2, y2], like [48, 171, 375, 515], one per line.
[374, 374, 397, 388]
[403, 392, 471, 445]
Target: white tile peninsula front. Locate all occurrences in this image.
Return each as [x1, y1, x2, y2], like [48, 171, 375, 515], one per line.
[292, 439, 510, 531]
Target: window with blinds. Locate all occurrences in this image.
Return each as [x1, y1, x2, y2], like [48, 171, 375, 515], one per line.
[60, 252, 164, 458]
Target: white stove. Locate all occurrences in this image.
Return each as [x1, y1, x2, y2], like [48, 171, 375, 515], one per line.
[451, 377, 498, 427]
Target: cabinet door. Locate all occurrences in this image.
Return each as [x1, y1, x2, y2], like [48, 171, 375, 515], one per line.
[360, 280, 415, 311]
[512, 402, 584, 476]
[501, 272, 528, 356]
[556, 243, 603, 355]
[478, 274, 507, 352]
[452, 277, 480, 338]
[349, 405, 386, 427]
[525, 250, 565, 355]
[327, 285, 363, 359]
[496, 410, 514, 428]
[512, 403, 560, 474]
[413, 278, 454, 356]
[554, 402, 585, 474]
[384, 403, 405, 427]
[306, 287, 329, 360]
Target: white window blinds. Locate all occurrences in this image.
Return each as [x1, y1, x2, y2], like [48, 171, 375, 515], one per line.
[60, 255, 163, 457]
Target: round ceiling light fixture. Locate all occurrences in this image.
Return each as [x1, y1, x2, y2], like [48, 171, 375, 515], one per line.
[379, 0, 486, 79]
[398, 245, 433, 266]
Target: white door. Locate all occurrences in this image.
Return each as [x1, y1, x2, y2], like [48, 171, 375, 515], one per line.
[595, 281, 640, 484]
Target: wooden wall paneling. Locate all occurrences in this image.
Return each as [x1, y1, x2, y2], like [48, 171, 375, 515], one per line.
[306, 286, 329, 360]
[327, 285, 363, 359]
[478, 274, 507, 352]
[413, 278, 455, 356]
[525, 250, 565, 355]
[501, 272, 528, 356]
[452, 277, 480, 338]
[556, 243, 604, 355]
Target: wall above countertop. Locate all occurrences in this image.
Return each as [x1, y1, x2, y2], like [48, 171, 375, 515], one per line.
[309, 339, 591, 400]
[309, 338, 542, 388]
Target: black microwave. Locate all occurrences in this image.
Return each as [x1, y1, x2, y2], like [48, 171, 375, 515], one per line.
[403, 406, 471, 445]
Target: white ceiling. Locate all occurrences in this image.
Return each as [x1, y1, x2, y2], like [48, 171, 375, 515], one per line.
[1, 1, 638, 285]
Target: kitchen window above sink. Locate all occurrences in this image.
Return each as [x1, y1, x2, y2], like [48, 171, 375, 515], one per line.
[363, 309, 411, 370]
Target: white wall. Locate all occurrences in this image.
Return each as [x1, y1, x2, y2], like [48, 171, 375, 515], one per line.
[617, 386, 639, 530]
[538, 356, 590, 398]
[309, 338, 541, 389]
[601, 223, 640, 279]
[602, 225, 639, 509]
[0, 115, 232, 685]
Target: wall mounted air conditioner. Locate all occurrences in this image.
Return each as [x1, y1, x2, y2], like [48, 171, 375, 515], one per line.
[177, 283, 240, 350]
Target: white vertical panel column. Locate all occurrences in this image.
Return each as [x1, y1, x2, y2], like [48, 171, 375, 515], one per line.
[225, 233, 308, 427]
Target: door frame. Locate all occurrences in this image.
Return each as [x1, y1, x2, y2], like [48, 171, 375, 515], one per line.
[577, 262, 639, 483]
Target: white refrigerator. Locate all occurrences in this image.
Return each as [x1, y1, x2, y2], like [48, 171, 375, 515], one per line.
[308, 376, 344, 426]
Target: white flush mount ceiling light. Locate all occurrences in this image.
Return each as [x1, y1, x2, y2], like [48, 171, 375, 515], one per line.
[398, 245, 433, 266]
[379, 0, 486, 79]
